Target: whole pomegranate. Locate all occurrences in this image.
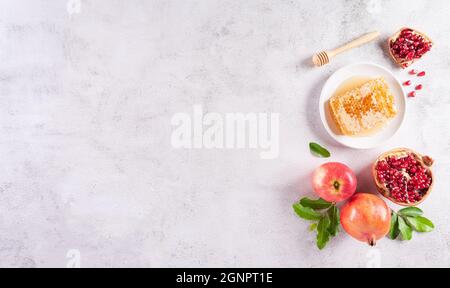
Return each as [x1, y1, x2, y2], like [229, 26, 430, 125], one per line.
[312, 162, 357, 203]
[340, 193, 391, 246]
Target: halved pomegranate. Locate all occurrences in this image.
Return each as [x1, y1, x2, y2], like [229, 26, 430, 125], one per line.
[388, 28, 433, 68]
[372, 148, 434, 206]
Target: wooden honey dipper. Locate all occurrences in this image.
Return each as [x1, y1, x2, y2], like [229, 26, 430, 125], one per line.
[312, 31, 380, 67]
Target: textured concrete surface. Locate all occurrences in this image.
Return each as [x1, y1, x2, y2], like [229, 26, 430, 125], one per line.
[0, 0, 449, 267]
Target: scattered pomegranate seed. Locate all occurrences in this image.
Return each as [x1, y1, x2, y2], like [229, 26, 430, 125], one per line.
[417, 71, 426, 77]
[408, 91, 416, 97]
[415, 84, 423, 90]
[409, 69, 418, 75]
[403, 80, 411, 86]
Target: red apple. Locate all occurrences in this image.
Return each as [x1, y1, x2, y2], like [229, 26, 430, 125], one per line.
[312, 162, 357, 203]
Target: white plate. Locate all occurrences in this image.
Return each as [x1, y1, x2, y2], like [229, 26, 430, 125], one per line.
[319, 62, 406, 149]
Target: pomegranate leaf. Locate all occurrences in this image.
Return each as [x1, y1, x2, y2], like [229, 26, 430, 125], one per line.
[293, 200, 339, 249]
[389, 212, 400, 239]
[327, 205, 340, 237]
[300, 197, 332, 210]
[293, 203, 322, 221]
[316, 214, 331, 250]
[398, 207, 423, 217]
[405, 216, 434, 233]
[389, 209, 434, 241]
[309, 142, 331, 158]
[398, 216, 413, 240]
[309, 223, 318, 232]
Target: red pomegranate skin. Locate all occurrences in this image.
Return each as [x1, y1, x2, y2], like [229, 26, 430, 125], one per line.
[312, 162, 357, 203]
[340, 193, 391, 246]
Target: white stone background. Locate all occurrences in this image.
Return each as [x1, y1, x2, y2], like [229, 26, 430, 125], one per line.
[0, 0, 449, 268]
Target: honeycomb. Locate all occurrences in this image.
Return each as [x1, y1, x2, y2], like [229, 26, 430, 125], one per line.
[329, 78, 397, 136]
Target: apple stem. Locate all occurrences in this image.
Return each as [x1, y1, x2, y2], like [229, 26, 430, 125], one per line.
[333, 181, 340, 190]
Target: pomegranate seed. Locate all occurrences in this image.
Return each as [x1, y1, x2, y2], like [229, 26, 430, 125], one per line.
[417, 71, 426, 77]
[415, 84, 423, 90]
[408, 91, 416, 97]
[406, 52, 415, 60]
[403, 80, 411, 86]
[409, 69, 418, 75]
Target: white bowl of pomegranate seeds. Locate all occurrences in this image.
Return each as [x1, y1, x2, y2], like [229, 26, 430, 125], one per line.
[388, 27, 433, 68]
[372, 148, 434, 206]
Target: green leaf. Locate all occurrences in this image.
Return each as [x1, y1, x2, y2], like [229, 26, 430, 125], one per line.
[309, 223, 318, 232]
[398, 216, 413, 240]
[309, 142, 331, 158]
[398, 207, 423, 217]
[327, 205, 340, 237]
[405, 216, 434, 232]
[316, 214, 331, 250]
[389, 212, 400, 240]
[293, 203, 322, 221]
[300, 197, 332, 210]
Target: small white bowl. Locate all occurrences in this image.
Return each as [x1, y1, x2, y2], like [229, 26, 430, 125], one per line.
[319, 62, 406, 149]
